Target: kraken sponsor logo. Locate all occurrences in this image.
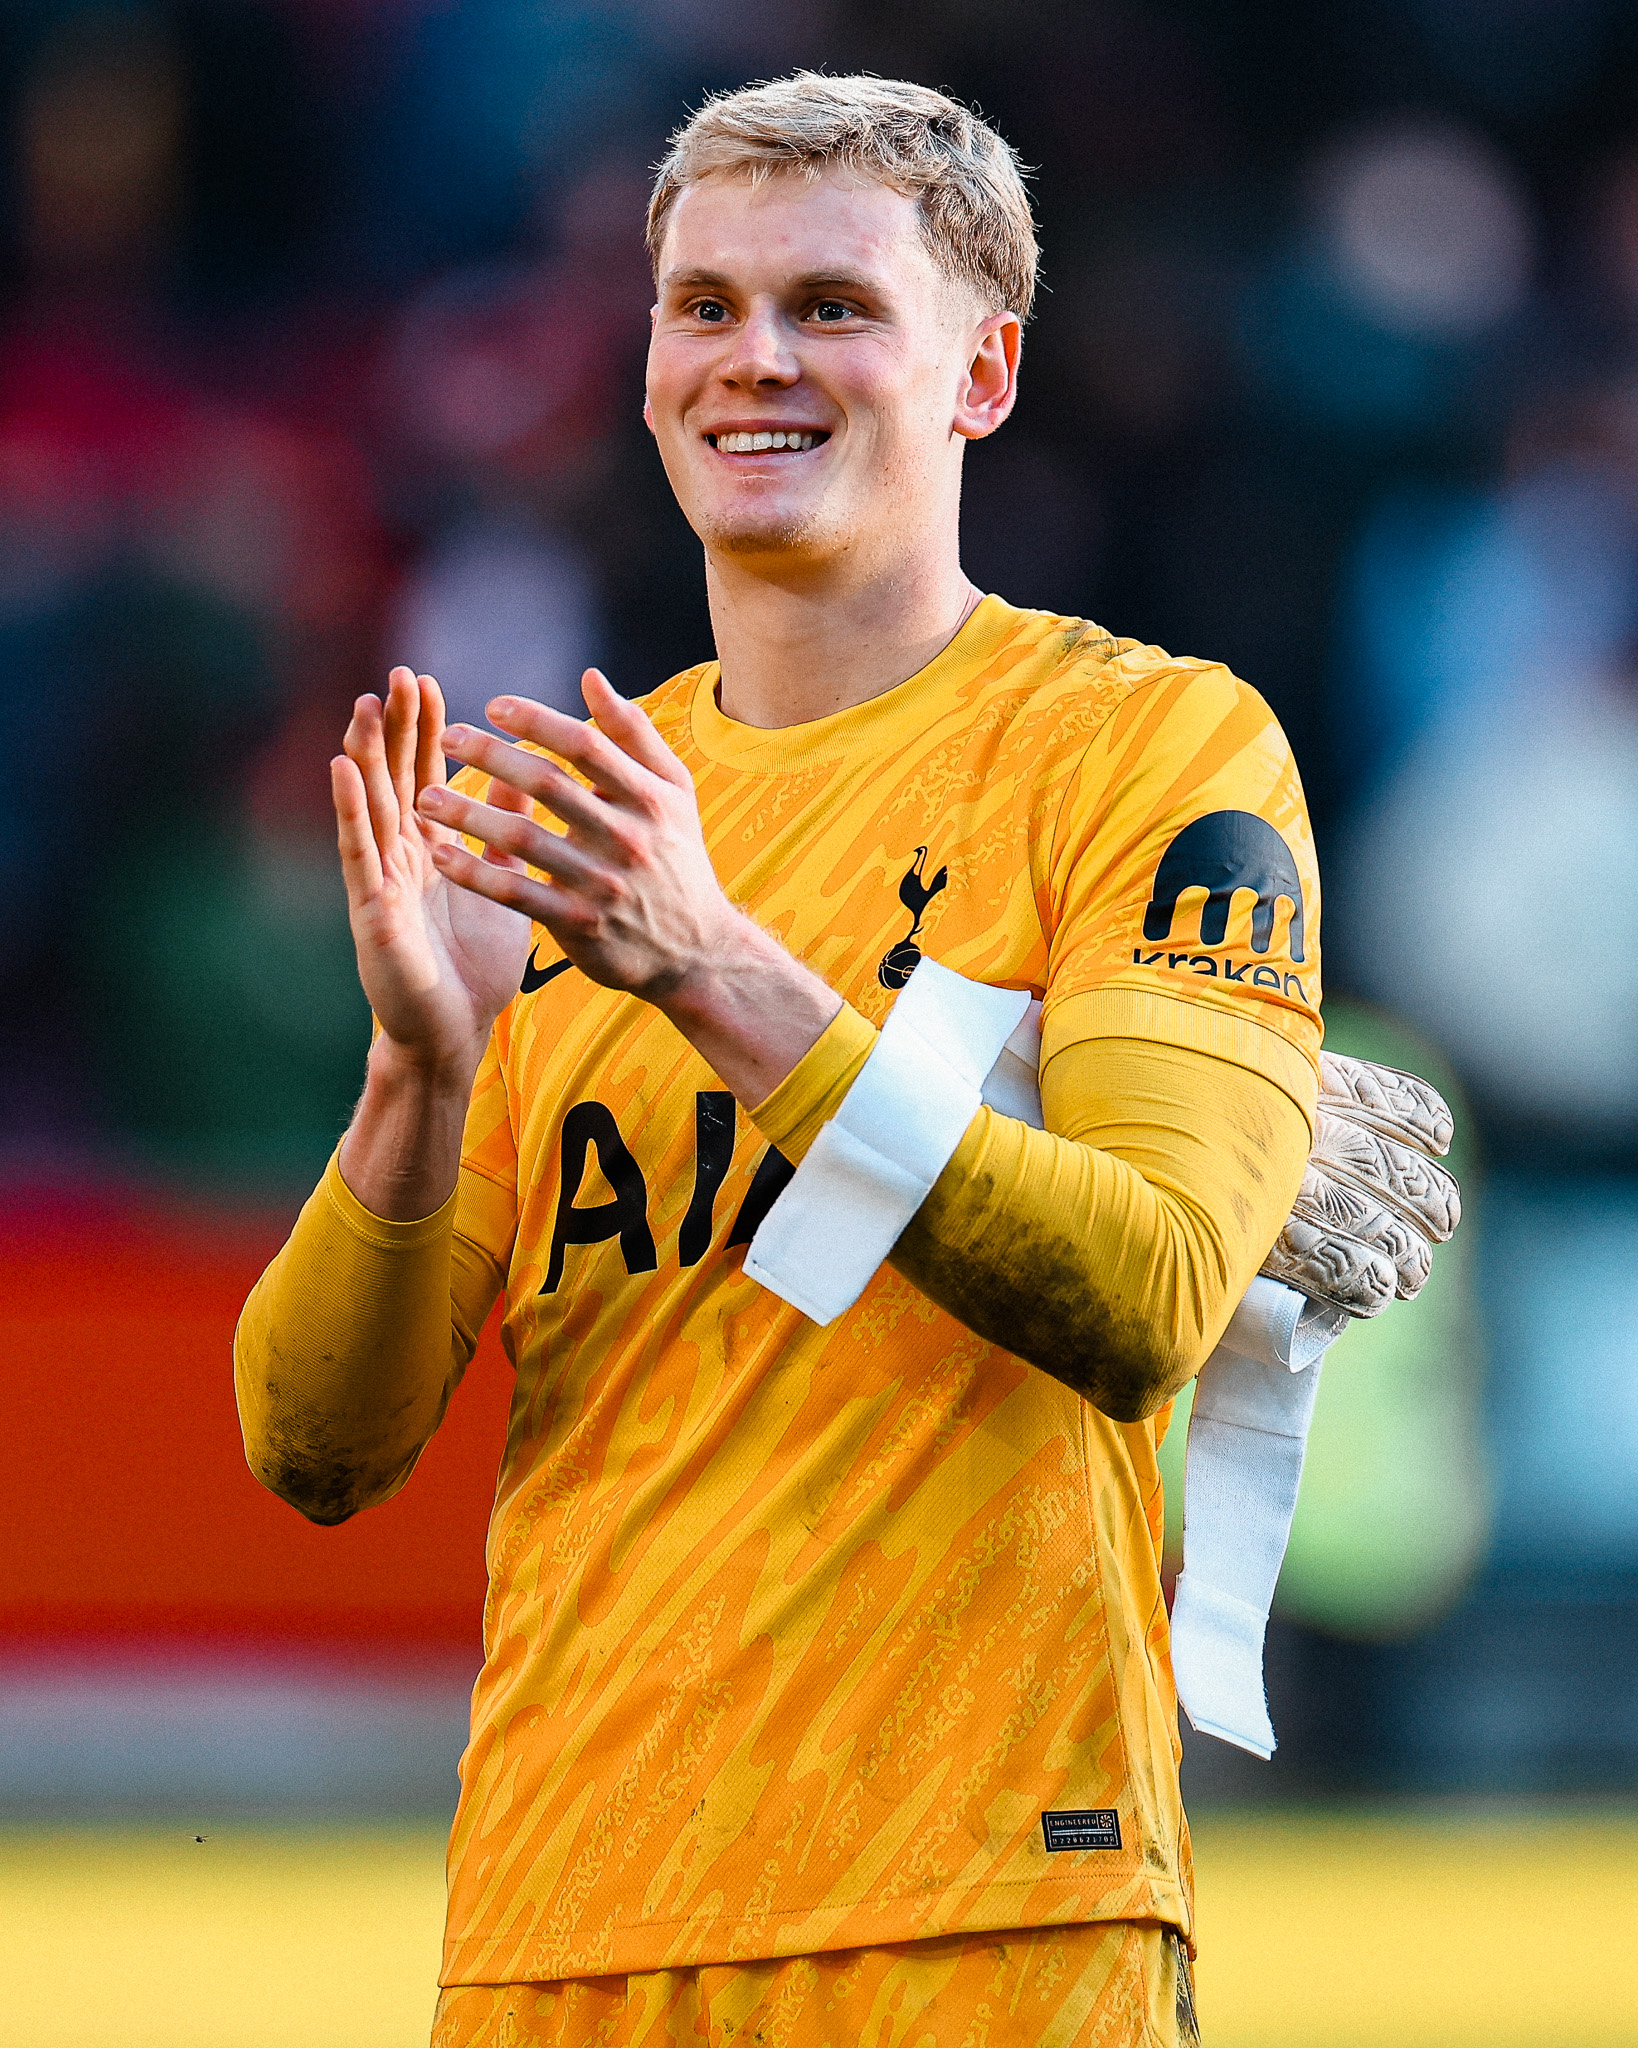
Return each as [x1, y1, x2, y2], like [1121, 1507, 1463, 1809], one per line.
[1143, 810, 1306, 962]
[1131, 946, 1311, 1004]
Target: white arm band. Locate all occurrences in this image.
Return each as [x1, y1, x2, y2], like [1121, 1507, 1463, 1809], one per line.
[743, 959, 1030, 1324]
[745, 956, 1344, 1757]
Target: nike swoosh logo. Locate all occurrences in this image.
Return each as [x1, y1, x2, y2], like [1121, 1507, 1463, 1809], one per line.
[520, 950, 573, 995]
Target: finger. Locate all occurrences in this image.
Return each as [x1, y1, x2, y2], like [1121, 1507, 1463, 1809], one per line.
[1260, 1219, 1398, 1318]
[344, 692, 400, 851]
[1315, 1209, 1432, 1301]
[440, 725, 620, 845]
[480, 767, 534, 868]
[431, 837, 596, 936]
[1319, 1052, 1454, 1158]
[419, 782, 602, 888]
[331, 754, 384, 902]
[482, 693, 659, 806]
[414, 674, 448, 800]
[1312, 1115, 1461, 1242]
[1287, 1163, 1437, 1300]
[580, 669, 691, 787]
[382, 667, 421, 821]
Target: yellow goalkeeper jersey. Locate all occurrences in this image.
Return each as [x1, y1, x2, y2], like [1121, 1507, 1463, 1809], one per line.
[441, 595, 1321, 1983]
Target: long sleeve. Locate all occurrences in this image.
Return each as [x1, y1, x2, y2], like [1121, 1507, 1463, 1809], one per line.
[233, 1151, 511, 1523]
[751, 1003, 1311, 1421]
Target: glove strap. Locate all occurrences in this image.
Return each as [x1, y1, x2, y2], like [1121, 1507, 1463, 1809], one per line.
[1170, 1280, 1345, 1756]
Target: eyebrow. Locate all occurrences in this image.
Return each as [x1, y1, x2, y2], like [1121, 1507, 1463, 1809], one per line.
[659, 266, 889, 300]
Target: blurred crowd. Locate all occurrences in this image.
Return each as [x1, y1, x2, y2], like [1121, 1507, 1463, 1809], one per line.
[2, 0, 1636, 1793]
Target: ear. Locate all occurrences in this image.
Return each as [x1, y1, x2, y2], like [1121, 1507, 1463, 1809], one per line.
[641, 303, 661, 437]
[953, 311, 1022, 442]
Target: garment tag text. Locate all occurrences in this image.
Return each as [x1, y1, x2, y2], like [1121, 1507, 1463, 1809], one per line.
[1041, 1810, 1122, 1852]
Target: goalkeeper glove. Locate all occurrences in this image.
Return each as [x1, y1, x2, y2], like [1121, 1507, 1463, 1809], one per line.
[1259, 1052, 1460, 1318]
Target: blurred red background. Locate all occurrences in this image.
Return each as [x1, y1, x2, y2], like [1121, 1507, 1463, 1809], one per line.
[0, 1184, 511, 1660]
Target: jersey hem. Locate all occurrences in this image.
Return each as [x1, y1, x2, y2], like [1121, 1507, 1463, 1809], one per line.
[439, 1877, 1193, 1986]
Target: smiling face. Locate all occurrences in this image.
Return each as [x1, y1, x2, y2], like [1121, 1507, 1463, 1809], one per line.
[645, 168, 1018, 574]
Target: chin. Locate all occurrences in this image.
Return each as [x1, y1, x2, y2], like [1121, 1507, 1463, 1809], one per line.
[700, 507, 828, 558]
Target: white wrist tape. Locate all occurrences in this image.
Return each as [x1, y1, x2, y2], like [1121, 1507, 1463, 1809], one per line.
[744, 959, 1031, 1324]
[745, 957, 1346, 1757]
[1170, 1280, 1348, 1758]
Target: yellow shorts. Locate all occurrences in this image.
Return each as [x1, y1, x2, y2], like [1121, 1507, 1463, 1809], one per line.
[431, 1920, 1198, 2048]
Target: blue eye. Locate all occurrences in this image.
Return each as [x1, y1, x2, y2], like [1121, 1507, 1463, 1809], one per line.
[814, 301, 850, 322]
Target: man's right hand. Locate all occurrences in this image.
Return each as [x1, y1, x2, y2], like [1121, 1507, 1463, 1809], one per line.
[332, 667, 534, 1077]
[330, 668, 533, 1218]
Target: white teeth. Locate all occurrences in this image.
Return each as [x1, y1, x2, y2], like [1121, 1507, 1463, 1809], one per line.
[714, 430, 819, 452]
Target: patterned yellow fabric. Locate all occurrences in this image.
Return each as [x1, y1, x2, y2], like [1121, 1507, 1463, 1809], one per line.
[438, 598, 1320, 1983]
[431, 1921, 1198, 2047]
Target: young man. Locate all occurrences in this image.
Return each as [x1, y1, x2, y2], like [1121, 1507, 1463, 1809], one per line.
[238, 76, 1325, 2045]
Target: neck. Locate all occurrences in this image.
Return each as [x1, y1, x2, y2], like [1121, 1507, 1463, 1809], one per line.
[704, 532, 980, 730]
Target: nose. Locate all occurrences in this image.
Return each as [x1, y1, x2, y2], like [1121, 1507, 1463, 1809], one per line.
[720, 298, 799, 389]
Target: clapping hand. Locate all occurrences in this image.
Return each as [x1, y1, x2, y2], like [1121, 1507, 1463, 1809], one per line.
[331, 667, 535, 1076]
[418, 667, 741, 1004]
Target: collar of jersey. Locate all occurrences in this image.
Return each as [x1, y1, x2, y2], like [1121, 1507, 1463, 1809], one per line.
[687, 592, 1022, 771]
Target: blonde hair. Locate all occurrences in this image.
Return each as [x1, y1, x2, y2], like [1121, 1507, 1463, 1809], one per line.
[647, 72, 1038, 322]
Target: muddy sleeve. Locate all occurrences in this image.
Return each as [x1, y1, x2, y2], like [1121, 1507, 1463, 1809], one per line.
[232, 1151, 509, 1521]
[752, 1006, 1309, 1420]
